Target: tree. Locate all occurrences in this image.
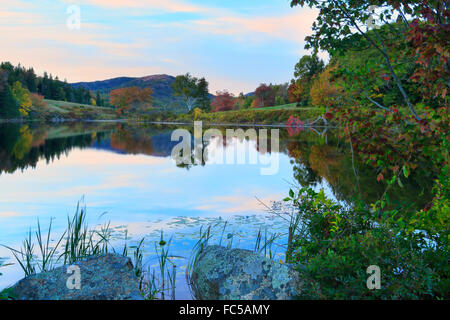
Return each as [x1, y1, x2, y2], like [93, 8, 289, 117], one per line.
[275, 95, 285, 106]
[294, 55, 325, 83]
[172, 73, 210, 112]
[288, 82, 304, 103]
[291, 55, 325, 105]
[96, 91, 103, 107]
[110, 87, 153, 115]
[285, 1, 449, 299]
[253, 84, 275, 108]
[29, 93, 47, 111]
[0, 70, 19, 119]
[407, 8, 449, 103]
[250, 98, 260, 108]
[233, 92, 245, 110]
[64, 82, 74, 102]
[196, 77, 211, 111]
[211, 91, 235, 112]
[0, 62, 14, 84]
[193, 107, 203, 120]
[1, 62, 99, 106]
[11, 81, 32, 117]
[25, 68, 37, 93]
[272, 83, 289, 103]
[289, 0, 448, 119]
[310, 64, 343, 108]
[234, 94, 254, 109]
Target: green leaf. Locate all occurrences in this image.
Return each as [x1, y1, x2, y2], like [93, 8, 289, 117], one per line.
[403, 165, 409, 178]
[0, 287, 17, 300]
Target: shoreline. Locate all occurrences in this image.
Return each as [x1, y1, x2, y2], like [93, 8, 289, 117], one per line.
[1, 118, 335, 129]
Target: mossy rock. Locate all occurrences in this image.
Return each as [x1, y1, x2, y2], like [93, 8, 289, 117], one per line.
[10, 254, 142, 300]
[191, 245, 303, 300]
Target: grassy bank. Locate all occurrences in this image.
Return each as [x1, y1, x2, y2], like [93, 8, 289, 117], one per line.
[16, 98, 326, 125]
[148, 107, 324, 125]
[29, 99, 118, 121]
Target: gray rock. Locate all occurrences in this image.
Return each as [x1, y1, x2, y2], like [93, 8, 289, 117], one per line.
[191, 245, 302, 300]
[11, 254, 142, 300]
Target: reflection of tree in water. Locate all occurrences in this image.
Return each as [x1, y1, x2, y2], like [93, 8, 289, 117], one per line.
[12, 125, 33, 160]
[110, 124, 155, 155]
[0, 123, 109, 174]
[285, 128, 433, 209]
[0, 123, 433, 209]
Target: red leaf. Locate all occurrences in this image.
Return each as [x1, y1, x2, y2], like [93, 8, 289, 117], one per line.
[324, 112, 333, 120]
[377, 173, 384, 182]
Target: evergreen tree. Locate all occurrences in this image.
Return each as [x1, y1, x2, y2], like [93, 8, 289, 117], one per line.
[0, 70, 20, 119]
[96, 91, 102, 106]
[0, 62, 15, 85]
[64, 81, 74, 102]
[83, 89, 91, 104]
[196, 77, 211, 111]
[25, 68, 37, 92]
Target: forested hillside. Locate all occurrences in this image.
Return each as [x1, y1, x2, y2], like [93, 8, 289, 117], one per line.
[72, 74, 187, 110]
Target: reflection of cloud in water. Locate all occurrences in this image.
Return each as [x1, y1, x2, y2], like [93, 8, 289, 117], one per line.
[0, 172, 147, 201]
[1, 214, 289, 297]
[0, 211, 22, 218]
[104, 213, 290, 299]
[194, 194, 283, 214]
[54, 149, 168, 166]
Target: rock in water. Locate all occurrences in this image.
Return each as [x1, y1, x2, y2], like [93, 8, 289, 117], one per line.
[191, 245, 302, 300]
[11, 254, 142, 300]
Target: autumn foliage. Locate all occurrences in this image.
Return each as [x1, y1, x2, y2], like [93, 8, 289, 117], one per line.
[287, 82, 304, 103]
[407, 11, 449, 101]
[11, 81, 32, 117]
[29, 93, 47, 110]
[110, 87, 153, 115]
[309, 65, 343, 107]
[253, 84, 275, 108]
[211, 91, 235, 112]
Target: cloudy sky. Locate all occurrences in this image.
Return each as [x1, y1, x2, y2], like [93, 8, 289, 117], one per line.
[0, 0, 319, 94]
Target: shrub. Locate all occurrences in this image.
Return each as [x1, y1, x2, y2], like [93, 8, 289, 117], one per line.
[283, 185, 449, 300]
[30, 93, 47, 110]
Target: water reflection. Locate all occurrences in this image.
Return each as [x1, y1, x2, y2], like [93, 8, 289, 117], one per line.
[0, 122, 432, 210]
[0, 122, 432, 297]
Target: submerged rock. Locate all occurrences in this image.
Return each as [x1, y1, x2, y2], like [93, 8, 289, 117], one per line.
[11, 254, 142, 300]
[191, 245, 302, 300]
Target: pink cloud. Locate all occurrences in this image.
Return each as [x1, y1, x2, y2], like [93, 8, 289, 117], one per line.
[64, 0, 206, 13]
[191, 9, 319, 43]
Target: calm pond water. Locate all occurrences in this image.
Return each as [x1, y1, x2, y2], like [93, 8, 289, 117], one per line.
[0, 122, 432, 299]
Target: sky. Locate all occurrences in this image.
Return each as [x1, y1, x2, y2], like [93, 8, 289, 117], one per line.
[0, 0, 320, 94]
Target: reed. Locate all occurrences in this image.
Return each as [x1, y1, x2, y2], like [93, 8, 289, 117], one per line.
[254, 227, 279, 259]
[1, 201, 169, 300]
[124, 232, 178, 300]
[185, 225, 211, 299]
[35, 218, 65, 272]
[2, 229, 36, 277]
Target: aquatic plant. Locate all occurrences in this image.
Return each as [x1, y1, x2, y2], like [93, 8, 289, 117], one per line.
[185, 225, 211, 299]
[254, 227, 279, 260]
[2, 201, 179, 300]
[122, 231, 178, 300]
[0, 258, 16, 300]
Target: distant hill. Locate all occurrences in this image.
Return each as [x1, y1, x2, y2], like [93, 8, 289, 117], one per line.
[71, 74, 186, 111]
